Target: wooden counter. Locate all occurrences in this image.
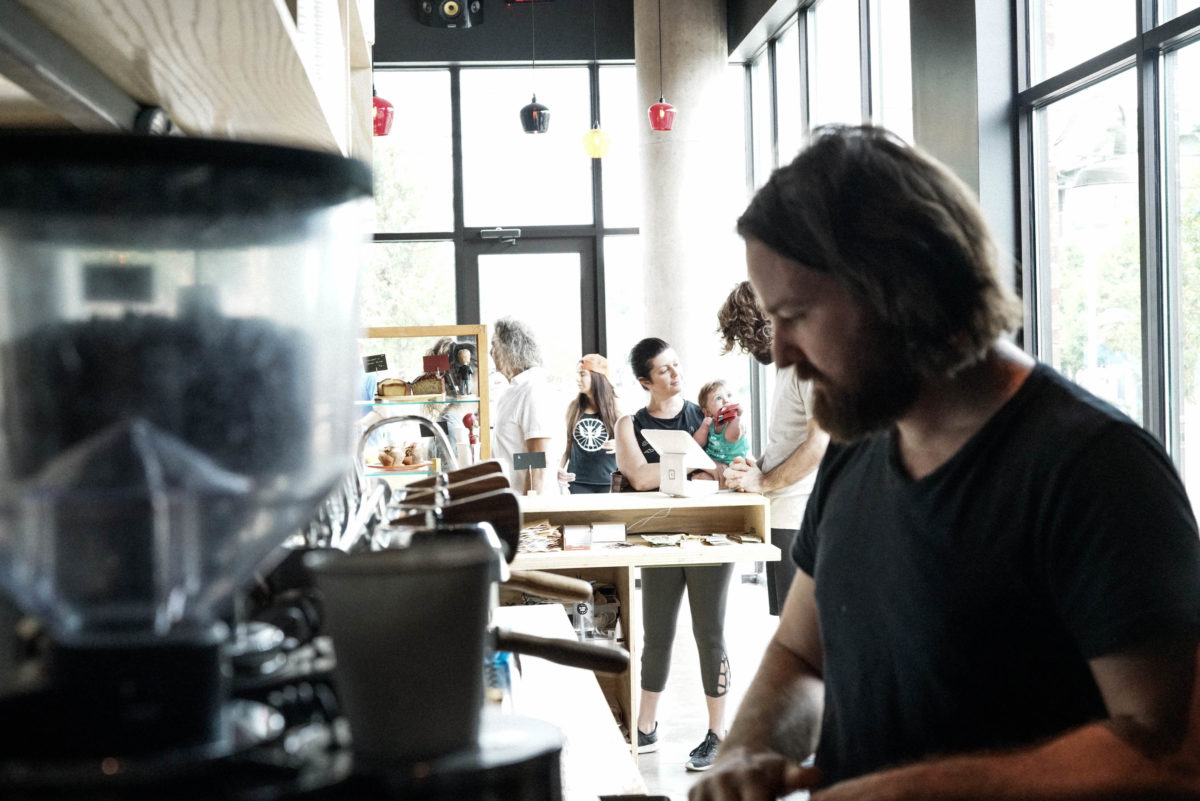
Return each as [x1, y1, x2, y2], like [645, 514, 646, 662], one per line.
[511, 491, 778, 761]
[492, 604, 647, 801]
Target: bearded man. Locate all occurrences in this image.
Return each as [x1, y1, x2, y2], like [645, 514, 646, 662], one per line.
[690, 125, 1200, 801]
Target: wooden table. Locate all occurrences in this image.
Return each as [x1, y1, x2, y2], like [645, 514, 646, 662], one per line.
[511, 491, 778, 761]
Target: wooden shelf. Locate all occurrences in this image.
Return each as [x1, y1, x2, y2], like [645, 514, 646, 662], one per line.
[5, 0, 372, 159]
[361, 324, 492, 463]
[511, 492, 776, 761]
[520, 491, 770, 543]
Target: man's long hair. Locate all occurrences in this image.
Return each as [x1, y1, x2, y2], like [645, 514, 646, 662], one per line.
[717, 280, 773, 365]
[737, 124, 1021, 377]
[492, 317, 542, 374]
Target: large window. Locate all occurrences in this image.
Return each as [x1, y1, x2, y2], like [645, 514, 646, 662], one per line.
[808, 0, 862, 127]
[1036, 72, 1142, 422]
[460, 67, 593, 226]
[774, 19, 803, 166]
[599, 65, 643, 229]
[360, 242, 456, 328]
[872, 0, 912, 144]
[750, 54, 774, 188]
[1028, 0, 1132, 84]
[745, 0, 913, 181]
[372, 71, 453, 234]
[1167, 42, 1200, 499]
[1021, 3, 1200, 500]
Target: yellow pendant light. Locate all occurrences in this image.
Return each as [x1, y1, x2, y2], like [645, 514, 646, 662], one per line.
[582, 0, 609, 157]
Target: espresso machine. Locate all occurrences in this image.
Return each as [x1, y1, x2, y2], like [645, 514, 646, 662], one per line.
[0, 132, 559, 800]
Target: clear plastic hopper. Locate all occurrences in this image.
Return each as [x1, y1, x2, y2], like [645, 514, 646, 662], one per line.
[0, 134, 372, 756]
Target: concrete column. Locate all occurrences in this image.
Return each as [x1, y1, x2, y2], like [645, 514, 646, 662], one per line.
[635, 0, 744, 379]
[910, 0, 1017, 292]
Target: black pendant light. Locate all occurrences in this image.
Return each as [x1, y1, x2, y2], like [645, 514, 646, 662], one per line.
[519, 2, 549, 133]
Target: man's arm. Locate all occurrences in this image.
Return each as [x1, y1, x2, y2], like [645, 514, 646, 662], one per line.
[725, 416, 829, 493]
[810, 640, 1200, 801]
[689, 572, 826, 801]
[614, 415, 663, 490]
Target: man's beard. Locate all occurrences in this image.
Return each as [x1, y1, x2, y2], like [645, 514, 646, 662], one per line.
[802, 335, 922, 443]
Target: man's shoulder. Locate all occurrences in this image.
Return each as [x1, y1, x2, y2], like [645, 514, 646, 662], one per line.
[1018, 362, 1145, 442]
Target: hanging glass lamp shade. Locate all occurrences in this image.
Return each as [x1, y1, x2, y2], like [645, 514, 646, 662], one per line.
[648, 97, 676, 132]
[582, 126, 610, 158]
[373, 93, 394, 137]
[520, 95, 550, 134]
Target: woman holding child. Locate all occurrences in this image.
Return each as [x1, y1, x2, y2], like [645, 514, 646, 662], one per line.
[613, 337, 733, 773]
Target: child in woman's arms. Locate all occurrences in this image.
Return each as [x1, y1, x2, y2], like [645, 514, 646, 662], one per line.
[695, 380, 749, 466]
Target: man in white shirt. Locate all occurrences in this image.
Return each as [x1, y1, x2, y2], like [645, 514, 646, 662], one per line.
[718, 281, 829, 614]
[490, 317, 555, 494]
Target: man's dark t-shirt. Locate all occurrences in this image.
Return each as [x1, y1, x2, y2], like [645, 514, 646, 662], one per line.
[794, 363, 1200, 785]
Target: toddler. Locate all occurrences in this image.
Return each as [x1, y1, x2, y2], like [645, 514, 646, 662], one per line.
[695, 380, 749, 465]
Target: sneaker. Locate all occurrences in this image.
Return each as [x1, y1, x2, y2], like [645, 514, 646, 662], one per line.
[636, 723, 659, 754]
[685, 729, 721, 771]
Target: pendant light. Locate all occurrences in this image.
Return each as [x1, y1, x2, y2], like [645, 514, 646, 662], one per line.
[648, 0, 676, 131]
[582, 0, 610, 158]
[519, 2, 549, 133]
[373, 86, 394, 137]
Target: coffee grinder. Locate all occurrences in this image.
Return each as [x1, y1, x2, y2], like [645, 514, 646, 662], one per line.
[0, 134, 372, 797]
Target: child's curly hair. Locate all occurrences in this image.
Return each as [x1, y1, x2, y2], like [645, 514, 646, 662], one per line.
[717, 281, 773, 364]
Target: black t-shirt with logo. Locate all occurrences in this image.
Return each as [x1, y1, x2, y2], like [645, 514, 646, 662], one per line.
[568, 412, 617, 486]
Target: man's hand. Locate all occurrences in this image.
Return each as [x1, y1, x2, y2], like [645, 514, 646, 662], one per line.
[687, 744, 819, 801]
[724, 455, 766, 493]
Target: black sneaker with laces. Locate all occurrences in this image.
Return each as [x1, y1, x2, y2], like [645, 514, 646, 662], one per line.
[637, 723, 659, 753]
[685, 729, 721, 771]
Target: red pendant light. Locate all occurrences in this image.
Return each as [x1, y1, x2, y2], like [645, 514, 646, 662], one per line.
[649, 98, 675, 131]
[647, 0, 675, 132]
[373, 87, 394, 137]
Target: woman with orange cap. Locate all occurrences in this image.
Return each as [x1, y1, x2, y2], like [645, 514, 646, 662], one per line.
[557, 353, 620, 494]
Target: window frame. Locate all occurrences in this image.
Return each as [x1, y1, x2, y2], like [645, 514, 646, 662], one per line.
[1017, 2, 1200, 464]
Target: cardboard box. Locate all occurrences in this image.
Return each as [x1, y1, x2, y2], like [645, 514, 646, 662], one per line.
[563, 524, 592, 550]
[591, 522, 626, 543]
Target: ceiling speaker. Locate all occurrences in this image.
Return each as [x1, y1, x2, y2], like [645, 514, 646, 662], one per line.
[418, 0, 482, 28]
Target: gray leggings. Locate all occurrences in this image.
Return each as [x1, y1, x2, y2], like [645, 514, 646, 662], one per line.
[640, 562, 734, 697]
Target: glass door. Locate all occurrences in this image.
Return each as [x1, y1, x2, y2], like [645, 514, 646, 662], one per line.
[464, 236, 598, 389]
[465, 236, 597, 474]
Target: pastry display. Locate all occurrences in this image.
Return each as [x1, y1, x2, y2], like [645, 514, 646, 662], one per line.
[377, 445, 398, 466]
[409, 372, 446, 396]
[377, 377, 411, 397]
